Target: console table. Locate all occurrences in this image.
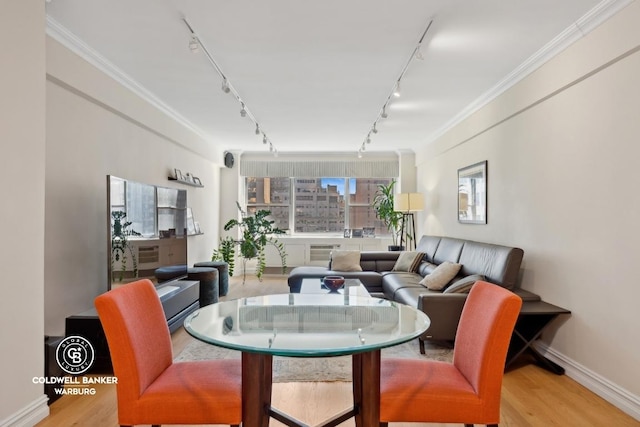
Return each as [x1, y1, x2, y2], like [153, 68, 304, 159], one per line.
[506, 300, 571, 375]
[65, 279, 199, 373]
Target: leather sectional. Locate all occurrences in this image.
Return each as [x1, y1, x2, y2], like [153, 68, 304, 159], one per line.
[288, 235, 539, 344]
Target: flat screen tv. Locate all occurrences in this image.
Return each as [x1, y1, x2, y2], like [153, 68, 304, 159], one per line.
[107, 175, 188, 290]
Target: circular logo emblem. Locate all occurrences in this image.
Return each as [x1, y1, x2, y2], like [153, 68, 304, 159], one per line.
[56, 336, 95, 375]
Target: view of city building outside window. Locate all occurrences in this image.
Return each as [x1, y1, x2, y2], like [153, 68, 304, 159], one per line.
[246, 177, 290, 230]
[350, 178, 392, 235]
[246, 177, 392, 235]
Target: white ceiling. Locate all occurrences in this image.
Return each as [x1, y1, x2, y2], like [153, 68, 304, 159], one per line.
[46, 0, 608, 155]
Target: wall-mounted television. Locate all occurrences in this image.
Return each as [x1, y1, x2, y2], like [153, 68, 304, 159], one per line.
[107, 175, 188, 290]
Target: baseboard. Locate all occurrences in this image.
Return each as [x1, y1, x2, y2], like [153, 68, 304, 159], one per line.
[535, 342, 640, 421]
[0, 395, 49, 427]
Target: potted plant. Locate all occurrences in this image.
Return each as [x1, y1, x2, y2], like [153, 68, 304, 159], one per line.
[110, 210, 142, 282]
[212, 202, 287, 283]
[372, 179, 406, 251]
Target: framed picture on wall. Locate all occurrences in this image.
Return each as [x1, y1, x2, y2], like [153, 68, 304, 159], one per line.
[458, 161, 487, 224]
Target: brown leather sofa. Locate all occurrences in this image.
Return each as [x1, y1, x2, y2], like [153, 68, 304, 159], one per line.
[288, 235, 535, 343]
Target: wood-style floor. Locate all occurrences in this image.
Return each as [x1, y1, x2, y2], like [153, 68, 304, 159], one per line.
[36, 274, 638, 427]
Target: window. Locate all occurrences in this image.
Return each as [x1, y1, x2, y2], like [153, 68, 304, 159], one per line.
[245, 177, 393, 235]
[246, 177, 290, 230]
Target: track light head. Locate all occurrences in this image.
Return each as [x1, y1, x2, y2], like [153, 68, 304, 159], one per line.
[221, 78, 230, 93]
[415, 47, 424, 60]
[255, 124, 260, 135]
[189, 35, 200, 53]
[372, 123, 378, 134]
[263, 134, 268, 144]
[357, 150, 363, 159]
[381, 106, 388, 119]
[366, 135, 371, 144]
[240, 102, 247, 117]
[393, 82, 401, 97]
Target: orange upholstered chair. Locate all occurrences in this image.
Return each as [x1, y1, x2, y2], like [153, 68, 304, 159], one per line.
[379, 280, 522, 427]
[94, 279, 241, 427]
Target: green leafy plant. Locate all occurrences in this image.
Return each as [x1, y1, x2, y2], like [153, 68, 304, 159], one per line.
[212, 202, 287, 283]
[371, 179, 406, 249]
[110, 210, 142, 282]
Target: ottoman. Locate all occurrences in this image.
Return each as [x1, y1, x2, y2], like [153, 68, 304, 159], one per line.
[154, 264, 188, 282]
[194, 261, 230, 296]
[187, 267, 219, 306]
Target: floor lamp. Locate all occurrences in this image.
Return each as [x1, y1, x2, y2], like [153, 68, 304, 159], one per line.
[394, 193, 424, 250]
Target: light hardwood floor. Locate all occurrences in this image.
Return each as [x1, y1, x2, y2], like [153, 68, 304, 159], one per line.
[37, 275, 638, 427]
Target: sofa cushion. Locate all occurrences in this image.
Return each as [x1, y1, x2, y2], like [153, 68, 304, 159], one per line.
[443, 274, 485, 294]
[330, 250, 363, 272]
[457, 241, 523, 289]
[432, 237, 465, 264]
[419, 261, 462, 290]
[382, 272, 424, 301]
[392, 251, 425, 273]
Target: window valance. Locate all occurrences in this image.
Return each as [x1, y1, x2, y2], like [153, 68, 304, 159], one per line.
[239, 153, 399, 178]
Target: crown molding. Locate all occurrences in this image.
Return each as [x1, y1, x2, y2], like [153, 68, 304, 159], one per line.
[45, 16, 210, 142]
[424, 0, 634, 145]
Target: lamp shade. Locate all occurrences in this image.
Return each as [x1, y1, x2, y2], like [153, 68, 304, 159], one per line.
[394, 193, 424, 212]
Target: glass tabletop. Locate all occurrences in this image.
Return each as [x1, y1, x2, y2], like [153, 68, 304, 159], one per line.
[184, 294, 430, 357]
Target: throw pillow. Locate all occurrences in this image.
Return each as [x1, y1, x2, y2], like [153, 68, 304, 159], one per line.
[392, 251, 425, 272]
[330, 250, 363, 272]
[418, 261, 462, 290]
[443, 274, 486, 294]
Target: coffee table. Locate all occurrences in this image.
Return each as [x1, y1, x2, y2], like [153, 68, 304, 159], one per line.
[184, 293, 430, 427]
[299, 277, 370, 296]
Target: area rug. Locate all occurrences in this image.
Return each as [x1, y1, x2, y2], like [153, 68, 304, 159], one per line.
[175, 339, 453, 382]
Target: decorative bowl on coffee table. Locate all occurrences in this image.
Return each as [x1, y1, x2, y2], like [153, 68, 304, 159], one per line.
[323, 275, 345, 293]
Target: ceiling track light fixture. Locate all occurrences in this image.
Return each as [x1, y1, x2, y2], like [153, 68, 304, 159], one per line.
[357, 19, 433, 154]
[221, 78, 230, 93]
[393, 82, 401, 98]
[189, 35, 200, 53]
[182, 16, 277, 153]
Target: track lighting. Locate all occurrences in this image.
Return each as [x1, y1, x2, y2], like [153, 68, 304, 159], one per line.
[355, 19, 433, 151]
[189, 35, 200, 53]
[182, 17, 277, 154]
[221, 78, 230, 93]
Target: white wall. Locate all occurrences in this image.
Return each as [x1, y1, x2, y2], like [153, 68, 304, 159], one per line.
[44, 37, 223, 336]
[416, 2, 640, 416]
[0, 1, 48, 425]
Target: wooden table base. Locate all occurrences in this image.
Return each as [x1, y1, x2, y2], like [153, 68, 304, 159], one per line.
[241, 350, 381, 427]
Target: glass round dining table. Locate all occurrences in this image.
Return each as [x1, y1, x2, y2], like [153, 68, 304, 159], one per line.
[184, 293, 430, 427]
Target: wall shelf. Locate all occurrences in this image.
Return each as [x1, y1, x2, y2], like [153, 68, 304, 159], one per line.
[168, 176, 204, 187]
